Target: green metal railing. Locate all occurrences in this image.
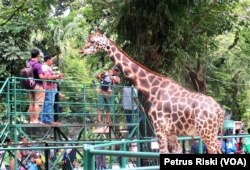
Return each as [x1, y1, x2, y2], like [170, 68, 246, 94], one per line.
[83, 139, 160, 169]
[1, 77, 151, 136]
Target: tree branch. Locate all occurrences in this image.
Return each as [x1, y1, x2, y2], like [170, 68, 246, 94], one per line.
[228, 31, 239, 50]
[0, 2, 25, 26]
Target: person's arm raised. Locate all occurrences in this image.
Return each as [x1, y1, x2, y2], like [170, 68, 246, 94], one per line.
[39, 73, 63, 80]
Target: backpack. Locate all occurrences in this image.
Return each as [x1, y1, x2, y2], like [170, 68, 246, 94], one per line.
[100, 75, 112, 91]
[19, 62, 37, 89]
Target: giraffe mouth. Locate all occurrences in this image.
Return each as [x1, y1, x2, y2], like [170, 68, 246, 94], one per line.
[79, 49, 89, 55]
[79, 44, 95, 54]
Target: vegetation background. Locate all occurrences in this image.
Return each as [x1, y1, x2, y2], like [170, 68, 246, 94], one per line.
[0, 0, 250, 128]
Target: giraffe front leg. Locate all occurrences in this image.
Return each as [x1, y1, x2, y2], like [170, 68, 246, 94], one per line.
[155, 129, 169, 153]
[154, 123, 169, 153]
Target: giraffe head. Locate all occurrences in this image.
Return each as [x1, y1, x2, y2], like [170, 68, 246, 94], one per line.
[80, 30, 109, 55]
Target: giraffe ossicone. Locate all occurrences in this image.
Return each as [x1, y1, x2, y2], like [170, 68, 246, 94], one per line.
[80, 30, 224, 154]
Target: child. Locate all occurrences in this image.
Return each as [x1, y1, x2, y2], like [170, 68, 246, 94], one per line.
[26, 154, 38, 170]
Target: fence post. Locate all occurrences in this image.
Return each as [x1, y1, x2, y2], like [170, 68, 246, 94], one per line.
[84, 144, 95, 170]
[121, 139, 127, 168]
[45, 142, 49, 170]
[198, 137, 203, 154]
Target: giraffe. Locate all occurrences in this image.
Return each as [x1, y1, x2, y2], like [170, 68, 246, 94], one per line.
[80, 30, 224, 154]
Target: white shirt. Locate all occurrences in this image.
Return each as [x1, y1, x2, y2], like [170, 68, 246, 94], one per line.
[42, 64, 57, 89]
[122, 86, 138, 110]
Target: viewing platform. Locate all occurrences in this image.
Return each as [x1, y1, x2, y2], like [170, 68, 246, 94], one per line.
[0, 77, 159, 170]
[0, 77, 154, 142]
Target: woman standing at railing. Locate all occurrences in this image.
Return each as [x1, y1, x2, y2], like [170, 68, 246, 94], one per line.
[40, 53, 64, 125]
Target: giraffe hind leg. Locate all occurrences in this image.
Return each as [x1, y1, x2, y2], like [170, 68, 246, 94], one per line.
[154, 125, 169, 153]
[201, 134, 219, 154]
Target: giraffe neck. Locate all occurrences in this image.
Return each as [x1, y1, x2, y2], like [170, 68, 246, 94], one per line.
[103, 39, 172, 97]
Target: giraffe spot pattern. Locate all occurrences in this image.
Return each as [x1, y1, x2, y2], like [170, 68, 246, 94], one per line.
[179, 97, 186, 103]
[148, 75, 155, 82]
[152, 79, 160, 86]
[122, 62, 129, 67]
[178, 103, 186, 112]
[138, 70, 146, 77]
[178, 111, 184, 117]
[111, 47, 116, 52]
[208, 119, 213, 124]
[115, 53, 121, 60]
[157, 102, 163, 111]
[184, 123, 189, 130]
[160, 81, 170, 88]
[171, 97, 178, 103]
[164, 113, 171, 119]
[180, 116, 186, 124]
[172, 113, 178, 122]
[123, 68, 132, 77]
[131, 65, 139, 74]
[174, 92, 180, 97]
[163, 102, 171, 113]
[172, 104, 177, 112]
[151, 111, 157, 121]
[156, 90, 164, 100]
[158, 112, 163, 118]
[151, 87, 158, 96]
[184, 107, 191, 117]
[139, 78, 150, 89]
[203, 122, 207, 128]
[202, 111, 208, 118]
[175, 121, 183, 131]
[129, 62, 136, 68]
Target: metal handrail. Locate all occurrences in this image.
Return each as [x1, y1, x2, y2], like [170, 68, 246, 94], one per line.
[0, 78, 9, 94]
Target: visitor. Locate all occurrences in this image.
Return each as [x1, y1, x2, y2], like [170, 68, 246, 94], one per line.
[121, 81, 144, 133]
[94, 66, 120, 132]
[40, 54, 64, 124]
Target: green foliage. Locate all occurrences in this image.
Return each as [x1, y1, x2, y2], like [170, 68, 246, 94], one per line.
[0, 0, 57, 78]
[0, 41, 29, 78]
[0, 0, 250, 123]
[63, 57, 92, 83]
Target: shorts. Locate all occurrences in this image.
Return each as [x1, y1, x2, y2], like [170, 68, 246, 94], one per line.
[97, 94, 112, 112]
[29, 84, 45, 106]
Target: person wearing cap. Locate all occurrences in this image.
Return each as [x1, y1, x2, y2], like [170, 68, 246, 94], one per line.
[40, 53, 64, 124]
[95, 66, 121, 132]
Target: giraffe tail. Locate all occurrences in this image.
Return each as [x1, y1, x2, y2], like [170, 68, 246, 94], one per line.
[218, 109, 225, 134]
[217, 108, 225, 154]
